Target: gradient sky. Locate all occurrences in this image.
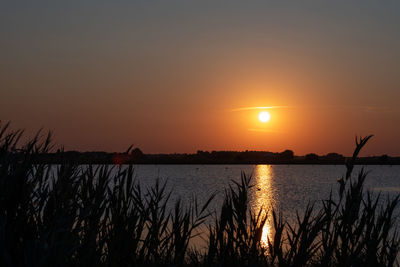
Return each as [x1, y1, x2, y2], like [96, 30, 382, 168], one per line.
[1, 1, 400, 155]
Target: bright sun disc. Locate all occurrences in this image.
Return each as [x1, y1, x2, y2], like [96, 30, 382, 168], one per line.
[258, 111, 271, 123]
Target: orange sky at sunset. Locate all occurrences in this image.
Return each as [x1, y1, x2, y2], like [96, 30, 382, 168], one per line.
[1, 1, 400, 156]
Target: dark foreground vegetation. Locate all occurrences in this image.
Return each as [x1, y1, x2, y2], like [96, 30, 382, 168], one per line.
[1, 122, 399, 266]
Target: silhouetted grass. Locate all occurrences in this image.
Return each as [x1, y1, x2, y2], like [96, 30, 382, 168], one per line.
[0, 122, 399, 266]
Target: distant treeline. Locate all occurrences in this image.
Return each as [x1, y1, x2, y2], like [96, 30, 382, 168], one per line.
[13, 148, 400, 165]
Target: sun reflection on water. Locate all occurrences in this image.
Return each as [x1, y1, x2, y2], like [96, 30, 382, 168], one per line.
[253, 165, 275, 247]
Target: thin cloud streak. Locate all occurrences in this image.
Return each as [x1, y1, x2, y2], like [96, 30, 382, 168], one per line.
[248, 128, 282, 133]
[322, 105, 397, 114]
[228, 105, 396, 113]
[229, 106, 293, 112]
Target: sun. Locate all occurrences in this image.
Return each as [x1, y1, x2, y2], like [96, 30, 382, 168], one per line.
[258, 111, 271, 123]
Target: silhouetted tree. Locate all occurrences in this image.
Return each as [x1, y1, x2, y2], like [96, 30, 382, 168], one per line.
[379, 154, 389, 163]
[305, 153, 319, 161]
[324, 152, 344, 161]
[130, 147, 143, 158]
[279, 150, 294, 161]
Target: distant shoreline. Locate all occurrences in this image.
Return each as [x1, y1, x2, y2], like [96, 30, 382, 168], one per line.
[16, 151, 400, 165]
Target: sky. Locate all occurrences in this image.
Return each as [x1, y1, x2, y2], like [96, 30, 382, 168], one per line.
[1, 1, 400, 155]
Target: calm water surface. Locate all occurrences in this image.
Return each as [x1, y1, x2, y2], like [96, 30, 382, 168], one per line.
[130, 164, 400, 245]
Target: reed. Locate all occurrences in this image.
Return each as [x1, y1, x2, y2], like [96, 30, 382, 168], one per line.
[0, 122, 399, 266]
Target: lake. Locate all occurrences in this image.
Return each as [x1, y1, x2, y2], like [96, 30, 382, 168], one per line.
[128, 164, 400, 245]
